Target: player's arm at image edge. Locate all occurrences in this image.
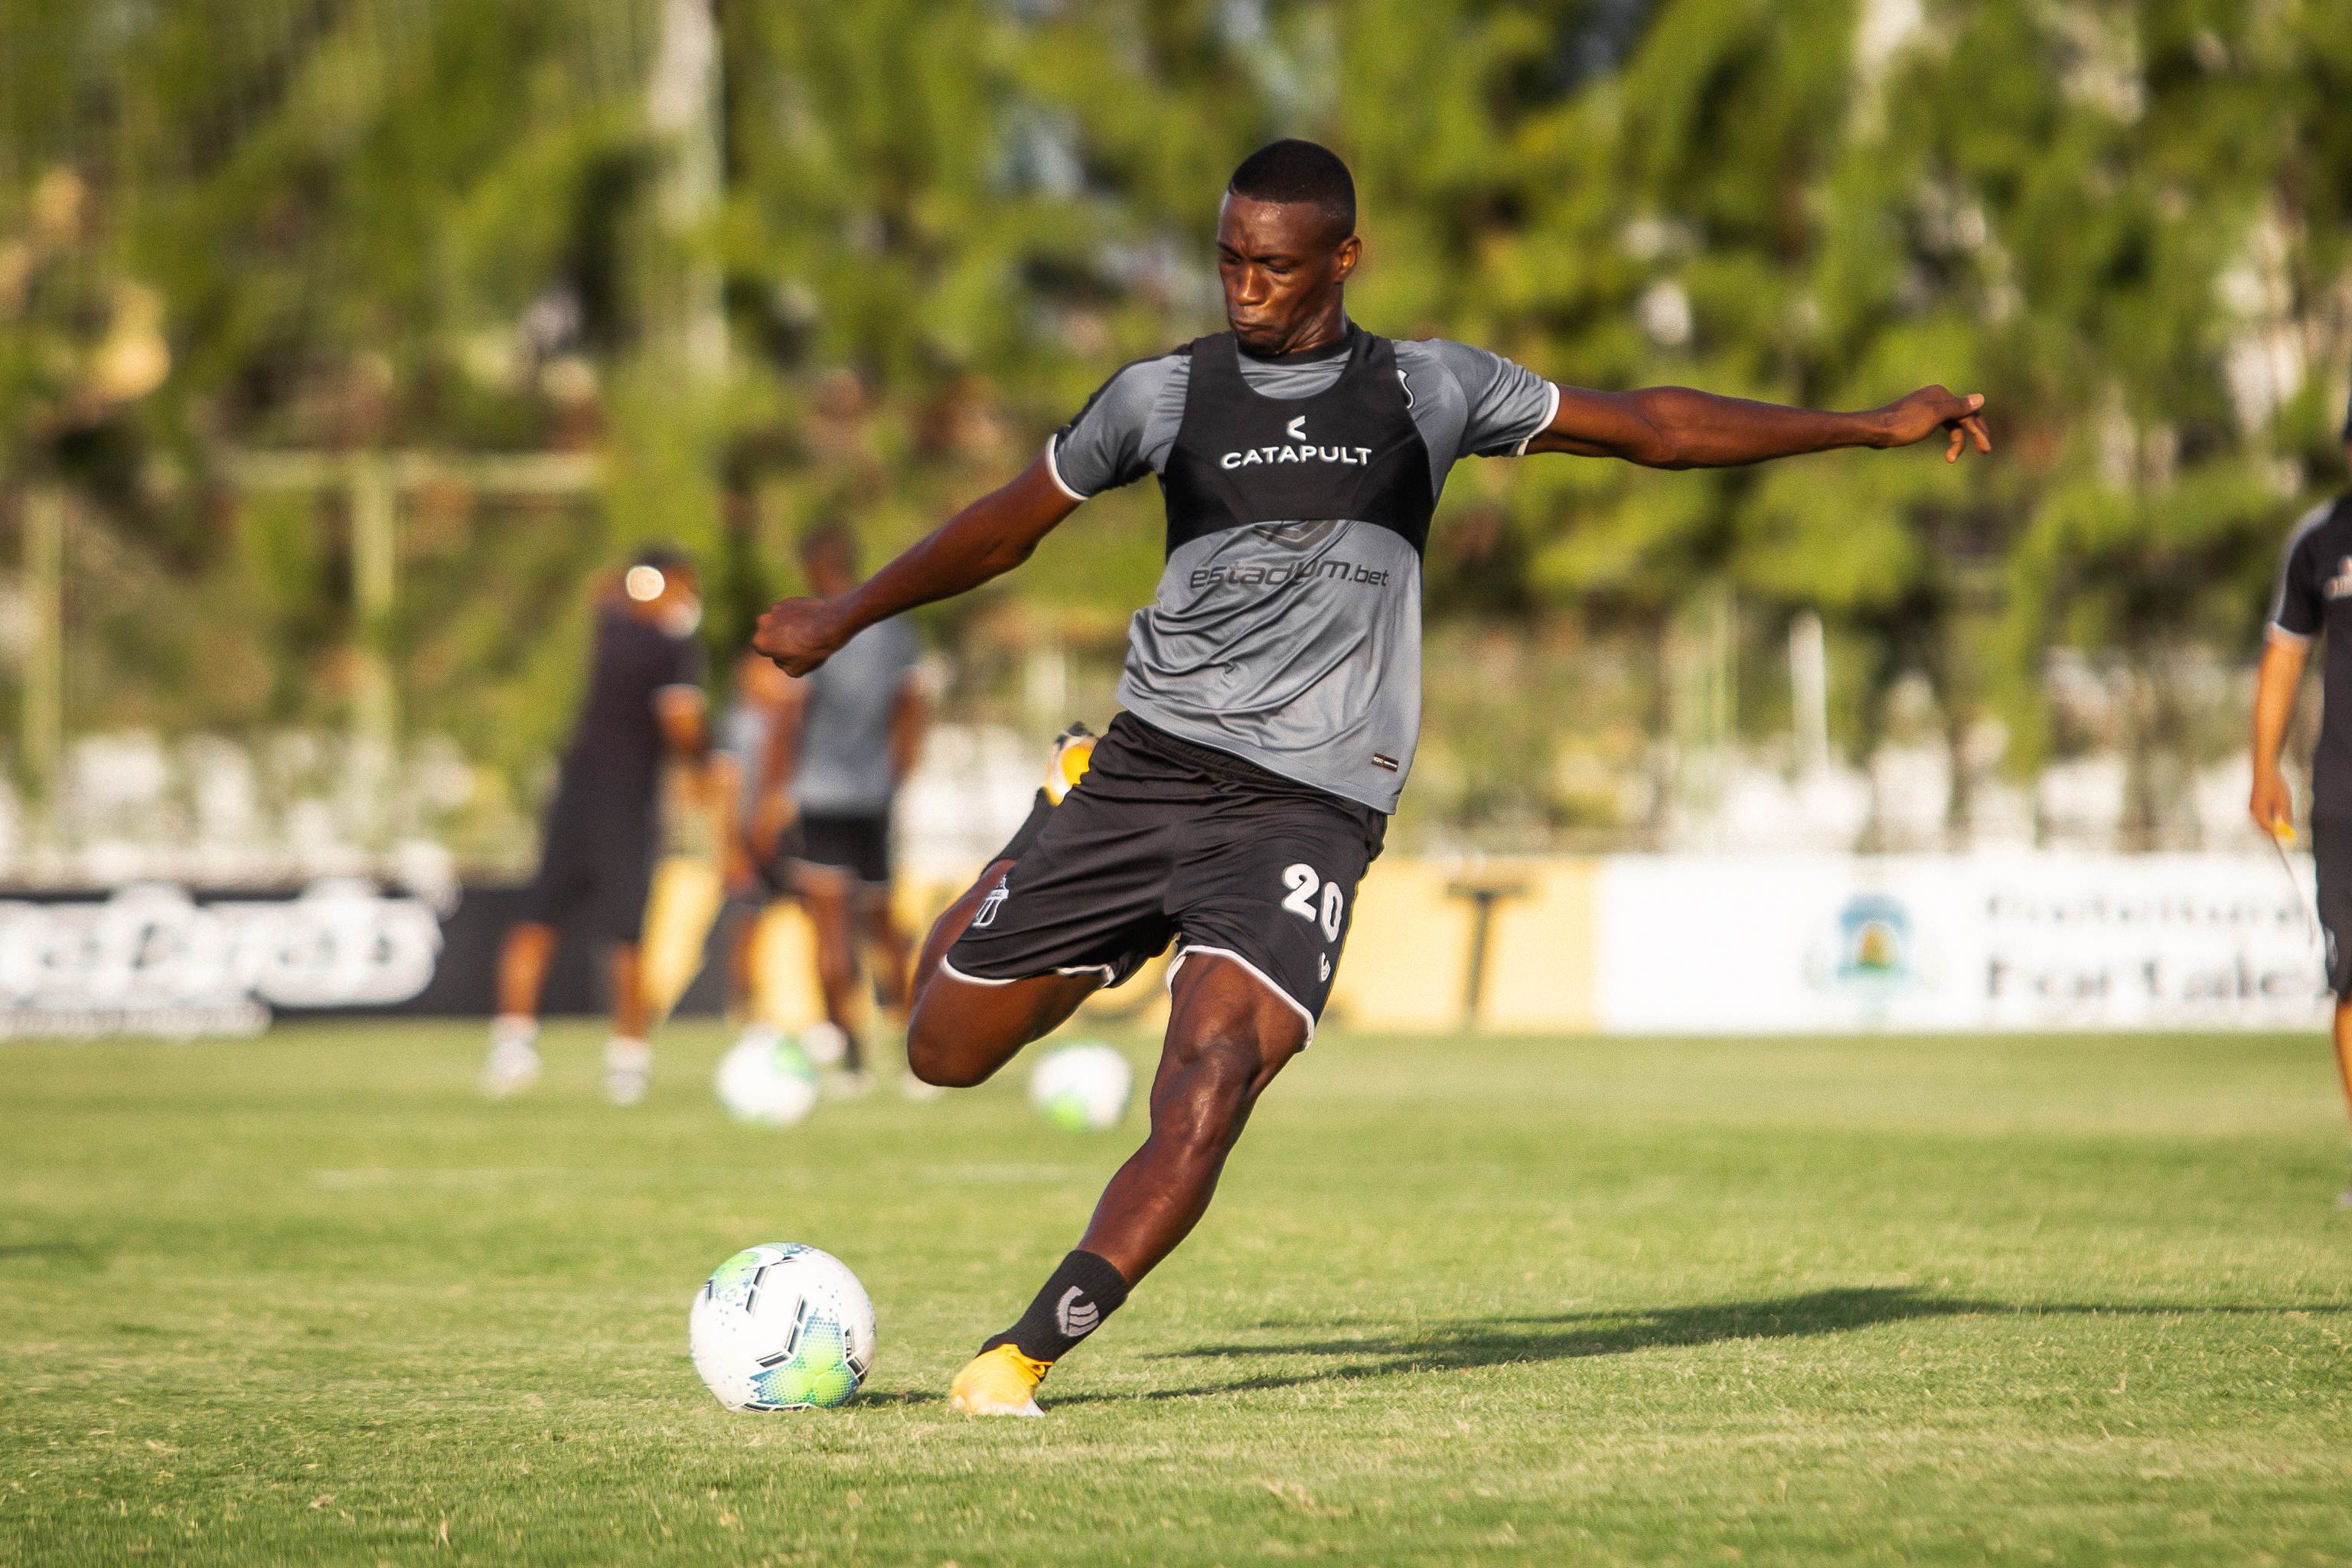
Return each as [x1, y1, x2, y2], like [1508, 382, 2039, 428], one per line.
[2251, 527, 2323, 836]
[752, 453, 1082, 678]
[1524, 381, 1991, 468]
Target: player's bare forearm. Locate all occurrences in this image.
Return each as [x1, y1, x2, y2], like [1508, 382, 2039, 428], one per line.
[754, 458, 1080, 676]
[1527, 384, 1992, 468]
[2249, 635, 2309, 833]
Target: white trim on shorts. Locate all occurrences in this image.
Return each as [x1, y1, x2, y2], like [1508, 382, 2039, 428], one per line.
[936, 956, 1118, 988]
[1166, 943, 1317, 1047]
[936, 957, 1019, 987]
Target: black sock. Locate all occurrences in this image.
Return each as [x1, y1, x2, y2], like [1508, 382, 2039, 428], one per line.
[982, 1250, 1130, 1364]
[989, 788, 1055, 865]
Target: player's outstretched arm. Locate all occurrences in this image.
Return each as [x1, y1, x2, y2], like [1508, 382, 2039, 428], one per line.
[1525, 383, 1991, 468]
[752, 456, 1081, 676]
[2249, 633, 2308, 838]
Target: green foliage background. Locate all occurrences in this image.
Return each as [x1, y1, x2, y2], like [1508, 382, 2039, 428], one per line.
[5, 0, 2351, 841]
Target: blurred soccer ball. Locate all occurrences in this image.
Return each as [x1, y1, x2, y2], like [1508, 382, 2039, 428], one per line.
[1028, 1040, 1134, 1133]
[714, 1029, 819, 1126]
[690, 1243, 875, 1410]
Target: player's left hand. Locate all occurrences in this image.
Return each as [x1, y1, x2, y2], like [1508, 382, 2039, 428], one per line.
[1879, 386, 1992, 462]
[753, 596, 845, 676]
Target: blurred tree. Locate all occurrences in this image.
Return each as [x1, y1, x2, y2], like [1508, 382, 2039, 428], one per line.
[2, 0, 2349, 852]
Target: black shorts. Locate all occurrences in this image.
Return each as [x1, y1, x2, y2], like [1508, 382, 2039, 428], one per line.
[793, 812, 892, 885]
[941, 714, 1385, 1038]
[2313, 817, 2352, 996]
[521, 781, 657, 943]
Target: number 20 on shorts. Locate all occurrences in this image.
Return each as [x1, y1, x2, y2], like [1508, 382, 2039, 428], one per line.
[1280, 863, 1346, 943]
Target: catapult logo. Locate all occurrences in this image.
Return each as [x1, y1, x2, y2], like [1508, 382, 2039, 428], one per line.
[1218, 415, 1373, 471]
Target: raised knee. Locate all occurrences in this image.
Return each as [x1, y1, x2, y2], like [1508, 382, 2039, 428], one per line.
[905, 1016, 987, 1088]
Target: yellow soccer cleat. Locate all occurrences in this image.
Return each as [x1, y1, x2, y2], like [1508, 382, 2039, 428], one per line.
[948, 1345, 1051, 1416]
[1042, 723, 1097, 806]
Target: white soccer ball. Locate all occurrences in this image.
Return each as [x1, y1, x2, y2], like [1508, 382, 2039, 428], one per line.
[1028, 1040, 1134, 1133]
[714, 1030, 820, 1126]
[690, 1243, 876, 1410]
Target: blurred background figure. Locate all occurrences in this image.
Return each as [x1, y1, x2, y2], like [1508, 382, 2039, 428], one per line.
[758, 523, 926, 1096]
[483, 547, 709, 1105]
[2249, 396, 2352, 1205]
[713, 644, 804, 1038]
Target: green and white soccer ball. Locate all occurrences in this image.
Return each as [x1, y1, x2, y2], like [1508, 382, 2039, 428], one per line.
[689, 1243, 876, 1410]
[714, 1028, 819, 1126]
[1027, 1040, 1134, 1133]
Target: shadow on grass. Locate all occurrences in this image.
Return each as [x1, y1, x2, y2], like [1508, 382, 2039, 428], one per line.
[1053, 1287, 2345, 1405]
[0, 1241, 106, 1267]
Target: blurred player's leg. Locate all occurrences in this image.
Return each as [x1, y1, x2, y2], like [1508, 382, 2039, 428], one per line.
[799, 867, 869, 1087]
[2334, 1000, 2352, 1208]
[483, 920, 557, 1097]
[603, 940, 653, 1107]
[2314, 818, 2352, 1204]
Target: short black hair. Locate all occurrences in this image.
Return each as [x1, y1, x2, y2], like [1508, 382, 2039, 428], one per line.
[1227, 139, 1355, 239]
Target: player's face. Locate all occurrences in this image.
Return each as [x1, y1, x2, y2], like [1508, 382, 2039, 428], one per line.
[1216, 194, 1360, 355]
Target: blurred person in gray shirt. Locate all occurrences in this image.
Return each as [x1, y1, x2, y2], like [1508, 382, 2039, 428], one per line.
[757, 523, 926, 1091]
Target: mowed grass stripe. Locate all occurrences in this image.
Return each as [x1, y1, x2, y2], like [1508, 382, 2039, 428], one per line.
[2, 1021, 2347, 1566]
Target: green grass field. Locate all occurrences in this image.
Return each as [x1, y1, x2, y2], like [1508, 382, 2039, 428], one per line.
[5, 1020, 2350, 1566]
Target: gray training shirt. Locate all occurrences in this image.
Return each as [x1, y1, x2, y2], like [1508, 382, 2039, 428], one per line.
[1046, 323, 1558, 811]
[794, 617, 918, 817]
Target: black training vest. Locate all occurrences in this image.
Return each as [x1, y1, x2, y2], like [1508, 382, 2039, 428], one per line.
[1159, 328, 1436, 557]
[1114, 327, 1437, 813]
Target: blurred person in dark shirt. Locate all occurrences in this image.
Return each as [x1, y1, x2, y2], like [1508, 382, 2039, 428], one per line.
[2250, 401, 2352, 1206]
[757, 523, 925, 1094]
[483, 546, 710, 1105]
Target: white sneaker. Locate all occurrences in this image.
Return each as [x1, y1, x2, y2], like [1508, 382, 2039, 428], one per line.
[481, 1034, 541, 1099]
[603, 1037, 652, 1106]
[799, 1021, 848, 1068]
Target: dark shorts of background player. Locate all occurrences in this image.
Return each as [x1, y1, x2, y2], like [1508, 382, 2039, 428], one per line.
[941, 714, 1386, 1040]
[2311, 817, 2352, 996]
[791, 812, 892, 887]
[520, 777, 657, 944]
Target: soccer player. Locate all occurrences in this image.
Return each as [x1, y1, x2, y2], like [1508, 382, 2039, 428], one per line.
[2249, 403, 2352, 1207]
[482, 546, 710, 1106]
[756, 523, 926, 1090]
[753, 140, 1992, 1413]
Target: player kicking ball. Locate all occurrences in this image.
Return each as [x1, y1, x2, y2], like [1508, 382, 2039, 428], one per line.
[753, 140, 1992, 1414]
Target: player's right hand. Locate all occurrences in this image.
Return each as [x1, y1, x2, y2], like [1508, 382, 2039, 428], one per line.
[2249, 768, 2296, 842]
[753, 596, 844, 676]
